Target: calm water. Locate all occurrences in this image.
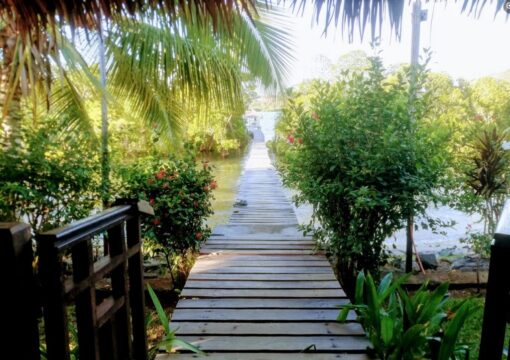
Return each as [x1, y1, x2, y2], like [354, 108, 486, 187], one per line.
[204, 154, 246, 230]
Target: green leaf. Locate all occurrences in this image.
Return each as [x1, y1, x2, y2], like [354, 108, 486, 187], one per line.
[380, 311, 394, 346]
[170, 338, 205, 355]
[147, 284, 170, 334]
[337, 306, 352, 322]
[354, 271, 366, 304]
[438, 301, 473, 360]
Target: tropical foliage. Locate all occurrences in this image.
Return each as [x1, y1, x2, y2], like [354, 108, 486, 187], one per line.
[338, 272, 474, 360]
[0, 117, 99, 233]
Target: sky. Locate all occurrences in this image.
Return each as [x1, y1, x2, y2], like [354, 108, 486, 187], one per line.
[283, 1, 510, 86]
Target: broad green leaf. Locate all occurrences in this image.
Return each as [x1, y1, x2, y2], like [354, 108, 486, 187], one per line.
[438, 301, 473, 360]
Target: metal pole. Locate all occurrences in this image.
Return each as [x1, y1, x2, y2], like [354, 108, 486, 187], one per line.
[406, 0, 426, 273]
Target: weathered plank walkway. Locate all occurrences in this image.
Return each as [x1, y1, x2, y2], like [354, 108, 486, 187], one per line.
[158, 131, 372, 359]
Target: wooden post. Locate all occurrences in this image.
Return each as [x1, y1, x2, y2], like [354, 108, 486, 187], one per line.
[116, 198, 151, 360]
[108, 223, 132, 359]
[38, 236, 71, 360]
[73, 240, 100, 359]
[479, 232, 510, 359]
[0, 223, 40, 360]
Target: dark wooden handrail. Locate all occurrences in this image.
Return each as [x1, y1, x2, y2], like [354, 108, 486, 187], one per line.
[35, 198, 153, 360]
[40, 200, 153, 251]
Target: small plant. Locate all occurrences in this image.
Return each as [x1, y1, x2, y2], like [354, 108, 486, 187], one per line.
[338, 272, 473, 360]
[147, 285, 204, 355]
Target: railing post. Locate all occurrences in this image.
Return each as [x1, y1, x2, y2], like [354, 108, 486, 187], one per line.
[0, 223, 40, 360]
[479, 200, 510, 360]
[38, 234, 71, 360]
[115, 198, 153, 360]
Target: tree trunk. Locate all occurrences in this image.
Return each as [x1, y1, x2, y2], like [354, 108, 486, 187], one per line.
[0, 25, 22, 148]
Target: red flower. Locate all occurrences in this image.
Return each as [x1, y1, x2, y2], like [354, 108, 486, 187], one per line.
[287, 134, 295, 144]
[149, 198, 155, 206]
[195, 232, 203, 240]
[311, 112, 319, 120]
[155, 170, 166, 180]
[210, 180, 218, 190]
[152, 218, 160, 225]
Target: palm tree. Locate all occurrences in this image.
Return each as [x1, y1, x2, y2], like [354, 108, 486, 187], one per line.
[41, 3, 294, 203]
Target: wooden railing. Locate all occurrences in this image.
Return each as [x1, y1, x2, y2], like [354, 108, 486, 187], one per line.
[0, 199, 153, 360]
[479, 200, 510, 360]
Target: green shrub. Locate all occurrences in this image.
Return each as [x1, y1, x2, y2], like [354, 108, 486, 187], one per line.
[120, 151, 214, 282]
[0, 119, 99, 233]
[338, 272, 473, 360]
[280, 57, 448, 293]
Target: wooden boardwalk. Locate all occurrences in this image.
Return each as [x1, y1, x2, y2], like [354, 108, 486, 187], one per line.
[158, 132, 372, 359]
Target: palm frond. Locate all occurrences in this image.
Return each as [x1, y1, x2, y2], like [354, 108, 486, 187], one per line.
[0, 0, 258, 40]
[49, 73, 98, 143]
[291, 0, 507, 41]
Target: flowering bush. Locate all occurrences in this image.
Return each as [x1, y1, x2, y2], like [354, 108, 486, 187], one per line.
[120, 152, 214, 280]
[280, 58, 448, 295]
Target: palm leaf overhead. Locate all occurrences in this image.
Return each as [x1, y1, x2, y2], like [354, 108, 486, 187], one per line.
[293, 0, 507, 40]
[0, 0, 505, 42]
[43, 3, 293, 144]
[0, 0, 258, 40]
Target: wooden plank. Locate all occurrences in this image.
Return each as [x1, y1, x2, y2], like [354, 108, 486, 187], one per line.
[180, 289, 346, 298]
[194, 260, 329, 268]
[170, 322, 364, 335]
[208, 238, 314, 242]
[171, 309, 356, 322]
[200, 250, 319, 255]
[197, 255, 321, 261]
[190, 266, 332, 274]
[187, 273, 337, 281]
[171, 335, 370, 352]
[185, 280, 340, 289]
[156, 354, 373, 360]
[176, 298, 348, 309]
[205, 241, 314, 245]
[202, 244, 313, 250]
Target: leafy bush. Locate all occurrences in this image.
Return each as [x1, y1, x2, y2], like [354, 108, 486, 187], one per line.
[0, 119, 99, 233]
[338, 272, 473, 360]
[280, 57, 448, 293]
[120, 151, 214, 282]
